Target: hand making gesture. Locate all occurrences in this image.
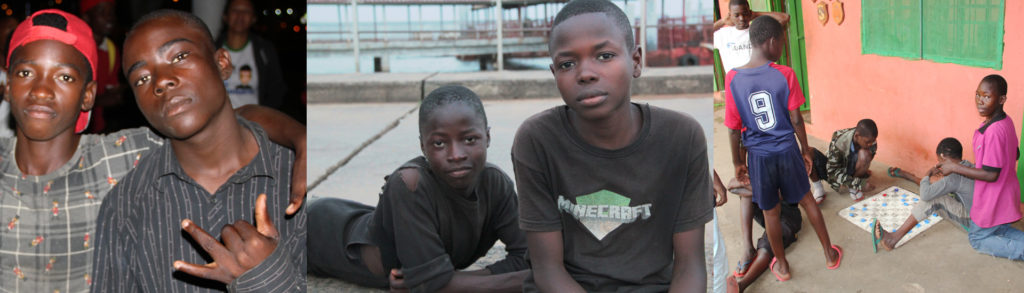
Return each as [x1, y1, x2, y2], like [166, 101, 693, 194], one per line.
[173, 194, 279, 284]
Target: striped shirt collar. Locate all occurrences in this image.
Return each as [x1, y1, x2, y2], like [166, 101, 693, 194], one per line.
[153, 117, 278, 191]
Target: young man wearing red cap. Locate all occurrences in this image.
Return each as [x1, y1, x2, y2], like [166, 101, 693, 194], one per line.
[0, 9, 305, 292]
[92, 9, 304, 291]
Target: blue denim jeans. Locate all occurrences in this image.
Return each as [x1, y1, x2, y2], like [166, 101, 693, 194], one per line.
[968, 221, 1024, 261]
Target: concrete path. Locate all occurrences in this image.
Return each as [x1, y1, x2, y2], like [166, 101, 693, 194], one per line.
[307, 94, 713, 292]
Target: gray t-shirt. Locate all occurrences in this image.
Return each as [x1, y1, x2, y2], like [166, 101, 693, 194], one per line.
[512, 103, 714, 292]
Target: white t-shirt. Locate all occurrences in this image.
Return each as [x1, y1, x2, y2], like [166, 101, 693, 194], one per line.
[224, 41, 260, 108]
[713, 26, 752, 73]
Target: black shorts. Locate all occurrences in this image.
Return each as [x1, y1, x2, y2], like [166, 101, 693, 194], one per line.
[307, 198, 389, 288]
[748, 147, 811, 210]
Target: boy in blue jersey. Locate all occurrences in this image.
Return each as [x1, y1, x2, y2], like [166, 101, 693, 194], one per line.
[724, 16, 841, 281]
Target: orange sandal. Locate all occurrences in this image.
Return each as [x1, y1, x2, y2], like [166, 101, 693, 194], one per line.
[827, 244, 843, 270]
[769, 257, 791, 281]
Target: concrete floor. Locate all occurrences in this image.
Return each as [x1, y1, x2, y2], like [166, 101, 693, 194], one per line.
[711, 106, 1024, 292]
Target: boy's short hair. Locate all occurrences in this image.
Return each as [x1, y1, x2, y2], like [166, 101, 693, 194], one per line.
[982, 74, 1008, 97]
[936, 137, 963, 159]
[240, 64, 252, 72]
[551, 0, 635, 51]
[729, 0, 750, 7]
[855, 119, 878, 138]
[419, 85, 488, 132]
[749, 15, 783, 46]
[128, 9, 215, 53]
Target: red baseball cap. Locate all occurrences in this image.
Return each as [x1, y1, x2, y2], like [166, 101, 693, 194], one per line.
[8, 9, 98, 134]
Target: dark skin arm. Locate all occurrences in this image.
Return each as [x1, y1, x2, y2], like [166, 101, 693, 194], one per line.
[713, 170, 727, 207]
[234, 105, 307, 215]
[853, 147, 874, 178]
[892, 167, 926, 184]
[526, 231, 585, 293]
[789, 109, 813, 173]
[938, 161, 999, 182]
[388, 268, 530, 293]
[713, 11, 790, 30]
[729, 128, 749, 185]
[668, 227, 707, 292]
[173, 194, 277, 284]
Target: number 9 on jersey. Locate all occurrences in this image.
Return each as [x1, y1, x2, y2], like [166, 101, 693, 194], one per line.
[748, 91, 776, 131]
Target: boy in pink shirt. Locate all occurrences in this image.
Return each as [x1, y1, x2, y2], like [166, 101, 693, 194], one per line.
[940, 74, 1024, 261]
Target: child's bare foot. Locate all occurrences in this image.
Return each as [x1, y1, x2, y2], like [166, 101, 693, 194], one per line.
[770, 257, 792, 281]
[727, 275, 740, 293]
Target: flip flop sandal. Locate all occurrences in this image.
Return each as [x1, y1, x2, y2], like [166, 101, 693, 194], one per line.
[876, 224, 896, 251]
[887, 167, 901, 178]
[871, 218, 881, 253]
[827, 245, 843, 270]
[769, 257, 790, 281]
[732, 249, 755, 278]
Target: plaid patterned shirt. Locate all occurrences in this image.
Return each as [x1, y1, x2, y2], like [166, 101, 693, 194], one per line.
[0, 128, 162, 293]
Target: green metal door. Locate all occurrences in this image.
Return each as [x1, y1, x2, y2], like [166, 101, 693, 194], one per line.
[782, 0, 810, 111]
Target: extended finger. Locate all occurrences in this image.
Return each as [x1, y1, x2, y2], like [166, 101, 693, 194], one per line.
[286, 193, 305, 216]
[389, 269, 406, 289]
[288, 152, 307, 215]
[174, 260, 232, 284]
[254, 194, 279, 238]
[181, 219, 233, 261]
[221, 224, 245, 254]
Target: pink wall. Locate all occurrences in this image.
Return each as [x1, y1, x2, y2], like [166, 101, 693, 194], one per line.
[800, 1, 1024, 175]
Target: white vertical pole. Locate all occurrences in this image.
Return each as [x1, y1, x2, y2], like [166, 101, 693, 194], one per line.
[640, 0, 647, 69]
[351, 0, 360, 73]
[496, 0, 504, 71]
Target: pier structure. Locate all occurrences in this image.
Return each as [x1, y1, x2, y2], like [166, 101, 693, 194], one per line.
[308, 0, 714, 72]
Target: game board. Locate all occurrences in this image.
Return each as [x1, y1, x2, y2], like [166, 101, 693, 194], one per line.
[837, 186, 944, 248]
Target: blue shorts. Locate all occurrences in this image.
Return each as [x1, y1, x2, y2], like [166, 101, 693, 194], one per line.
[748, 147, 810, 210]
